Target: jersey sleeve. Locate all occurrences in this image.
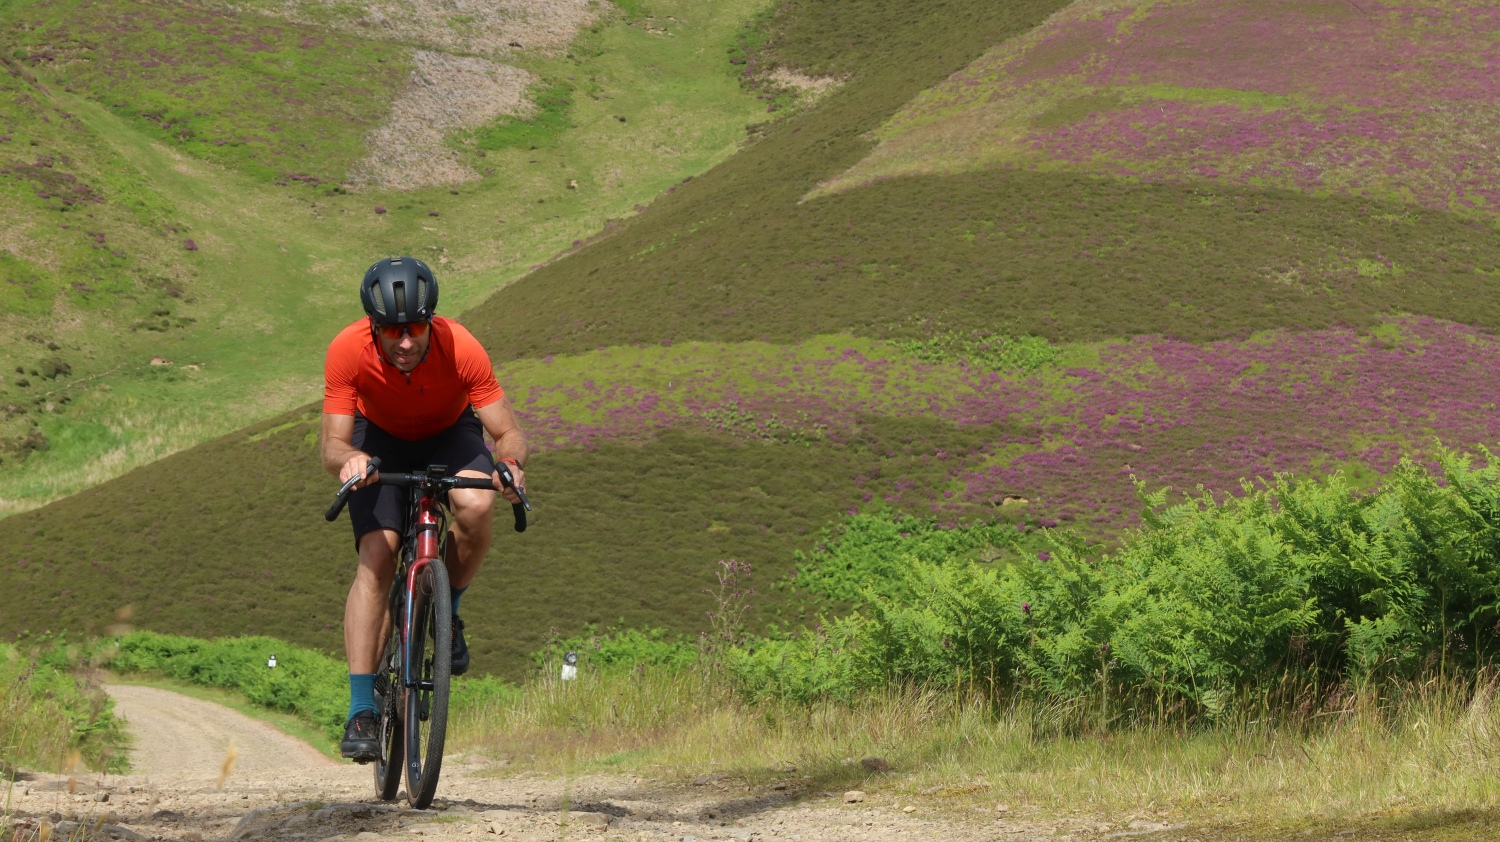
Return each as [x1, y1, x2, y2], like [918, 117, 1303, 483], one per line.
[449, 321, 505, 409]
[322, 324, 362, 416]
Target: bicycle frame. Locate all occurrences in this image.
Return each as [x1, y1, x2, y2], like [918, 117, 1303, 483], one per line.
[399, 487, 450, 691]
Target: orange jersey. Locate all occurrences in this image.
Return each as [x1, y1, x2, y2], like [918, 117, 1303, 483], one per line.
[323, 316, 504, 440]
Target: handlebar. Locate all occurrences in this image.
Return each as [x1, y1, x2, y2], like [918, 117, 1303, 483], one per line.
[324, 457, 531, 533]
[325, 457, 381, 522]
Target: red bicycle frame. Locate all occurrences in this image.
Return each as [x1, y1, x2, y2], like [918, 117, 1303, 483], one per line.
[402, 492, 445, 687]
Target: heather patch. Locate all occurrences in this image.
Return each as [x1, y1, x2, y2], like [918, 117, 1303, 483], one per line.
[498, 320, 1500, 531]
[828, 0, 1500, 216]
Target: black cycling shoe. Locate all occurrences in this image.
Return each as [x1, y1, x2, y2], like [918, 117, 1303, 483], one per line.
[340, 710, 380, 763]
[451, 614, 470, 676]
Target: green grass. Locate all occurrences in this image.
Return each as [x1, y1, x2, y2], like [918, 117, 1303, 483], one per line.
[474, 82, 575, 151]
[6, 0, 411, 182]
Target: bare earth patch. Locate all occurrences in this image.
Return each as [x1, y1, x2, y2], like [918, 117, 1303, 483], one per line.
[765, 68, 845, 106]
[349, 50, 535, 191]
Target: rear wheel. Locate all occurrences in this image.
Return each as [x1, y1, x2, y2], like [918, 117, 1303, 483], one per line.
[403, 558, 451, 809]
[373, 586, 404, 800]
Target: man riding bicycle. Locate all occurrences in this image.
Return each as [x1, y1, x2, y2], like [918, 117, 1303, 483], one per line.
[321, 256, 528, 761]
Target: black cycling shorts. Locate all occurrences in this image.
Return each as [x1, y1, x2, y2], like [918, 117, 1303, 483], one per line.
[348, 407, 495, 548]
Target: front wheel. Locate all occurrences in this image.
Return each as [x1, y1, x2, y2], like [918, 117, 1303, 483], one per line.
[373, 612, 404, 801]
[403, 558, 451, 809]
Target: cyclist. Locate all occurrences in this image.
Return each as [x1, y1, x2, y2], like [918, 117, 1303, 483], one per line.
[321, 256, 528, 761]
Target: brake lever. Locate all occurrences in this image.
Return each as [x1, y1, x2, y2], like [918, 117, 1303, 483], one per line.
[324, 457, 381, 522]
[496, 463, 531, 512]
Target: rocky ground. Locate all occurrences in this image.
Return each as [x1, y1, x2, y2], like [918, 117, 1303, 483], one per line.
[0, 686, 1144, 842]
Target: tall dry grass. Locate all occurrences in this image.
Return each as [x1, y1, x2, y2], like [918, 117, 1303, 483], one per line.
[450, 665, 1500, 822]
[0, 644, 126, 775]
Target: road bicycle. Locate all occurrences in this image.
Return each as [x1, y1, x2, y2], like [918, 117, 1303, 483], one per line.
[326, 457, 530, 808]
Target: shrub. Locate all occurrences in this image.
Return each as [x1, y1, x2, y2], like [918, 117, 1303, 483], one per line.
[895, 333, 1060, 373]
[731, 448, 1500, 718]
[531, 625, 697, 675]
[789, 510, 1031, 605]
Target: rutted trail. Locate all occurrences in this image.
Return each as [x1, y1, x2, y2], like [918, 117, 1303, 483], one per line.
[2, 686, 1090, 841]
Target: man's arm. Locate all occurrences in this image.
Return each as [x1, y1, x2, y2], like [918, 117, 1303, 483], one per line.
[473, 397, 528, 502]
[321, 413, 378, 486]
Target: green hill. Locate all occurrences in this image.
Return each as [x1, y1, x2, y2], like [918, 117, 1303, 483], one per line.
[0, 0, 769, 512]
[7, 0, 1500, 678]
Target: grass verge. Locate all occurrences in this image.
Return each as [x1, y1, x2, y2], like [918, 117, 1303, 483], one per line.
[451, 665, 1500, 834]
[0, 641, 126, 774]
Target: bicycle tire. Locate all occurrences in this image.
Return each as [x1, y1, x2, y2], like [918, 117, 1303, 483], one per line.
[403, 558, 451, 809]
[373, 584, 405, 801]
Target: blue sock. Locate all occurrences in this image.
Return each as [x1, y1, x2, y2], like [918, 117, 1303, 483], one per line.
[348, 673, 377, 720]
[450, 585, 468, 616]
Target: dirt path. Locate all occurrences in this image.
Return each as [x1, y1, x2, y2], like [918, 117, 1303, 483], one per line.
[1, 687, 1117, 842]
[104, 685, 335, 778]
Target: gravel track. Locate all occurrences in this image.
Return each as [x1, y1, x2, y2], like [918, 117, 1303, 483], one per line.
[104, 684, 334, 778]
[1, 686, 1099, 841]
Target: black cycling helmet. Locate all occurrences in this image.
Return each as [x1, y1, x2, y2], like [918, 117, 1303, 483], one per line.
[360, 256, 438, 324]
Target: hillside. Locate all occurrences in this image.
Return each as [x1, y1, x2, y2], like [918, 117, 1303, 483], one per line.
[7, 0, 1500, 678]
[0, 0, 769, 512]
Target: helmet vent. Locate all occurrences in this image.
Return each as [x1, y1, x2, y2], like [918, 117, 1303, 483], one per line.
[414, 281, 427, 314]
[393, 282, 408, 320]
[369, 284, 385, 316]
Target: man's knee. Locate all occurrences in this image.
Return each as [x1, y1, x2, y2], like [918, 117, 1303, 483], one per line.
[355, 530, 400, 585]
[448, 488, 496, 527]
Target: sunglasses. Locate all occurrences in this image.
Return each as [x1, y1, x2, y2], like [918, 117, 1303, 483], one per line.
[374, 320, 431, 340]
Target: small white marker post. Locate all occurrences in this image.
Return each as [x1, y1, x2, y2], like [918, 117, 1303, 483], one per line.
[268, 654, 278, 669]
[561, 651, 578, 681]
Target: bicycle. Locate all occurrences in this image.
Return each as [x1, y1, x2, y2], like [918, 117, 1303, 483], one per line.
[325, 457, 530, 809]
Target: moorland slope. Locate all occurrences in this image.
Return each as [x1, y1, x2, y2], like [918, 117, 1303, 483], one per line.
[7, 0, 1500, 678]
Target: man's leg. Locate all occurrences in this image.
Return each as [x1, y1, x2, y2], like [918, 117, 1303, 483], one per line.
[346, 528, 401, 672]
[444, 476, 495, 676]
[341, 528, 399, 760]
[446, 476, 496, 590]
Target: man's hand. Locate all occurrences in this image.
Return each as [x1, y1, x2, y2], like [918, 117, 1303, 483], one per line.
[494, 459, 525, 505]
[340, 452, 380, 488]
